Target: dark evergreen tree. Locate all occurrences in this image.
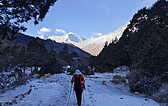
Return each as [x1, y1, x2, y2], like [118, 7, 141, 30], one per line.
[117, 0, 168, 95]
[120, 0, 168, 75]
[58, 46, 72, 63]
[96, 41, 131, 72]
[70, 52, 79, 58]
[0, 0, 57, 40]
[96, 0, 168, 76]
[27, 38, 47, 72]
[88, 56, 97, 68]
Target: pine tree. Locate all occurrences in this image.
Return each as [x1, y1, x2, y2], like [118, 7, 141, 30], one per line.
[27, 38, 47, 72]
[0, 0, 57, 40]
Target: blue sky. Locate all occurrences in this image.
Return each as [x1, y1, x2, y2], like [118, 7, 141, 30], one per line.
[23, 0, 157, 39]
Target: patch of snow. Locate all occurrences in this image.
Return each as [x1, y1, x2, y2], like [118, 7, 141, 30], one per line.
[0, 73, 161, 106]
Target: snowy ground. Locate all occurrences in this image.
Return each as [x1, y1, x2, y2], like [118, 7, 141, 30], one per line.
[0, 73, 163, 106]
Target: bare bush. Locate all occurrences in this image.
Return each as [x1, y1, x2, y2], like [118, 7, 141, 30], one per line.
[110, 75, 126, 84]
[126, 69, 146, 84]
[153, 83, 168, 103]
[127, 70, 162, 95]
[0, 72, 29, 92]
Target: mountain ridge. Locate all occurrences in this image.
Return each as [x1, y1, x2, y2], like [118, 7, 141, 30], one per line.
[37, 22, 129, 56]
[81, 22, 129, 56]
[14, 33, 91, 58]
[38, 33, 86, 46]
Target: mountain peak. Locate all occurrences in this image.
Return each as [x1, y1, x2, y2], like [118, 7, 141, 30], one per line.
[38, 35, 47, 39]
[38, 22, 128, 56]
[47, 33, 86, 46]
[81, 22, 129, 56]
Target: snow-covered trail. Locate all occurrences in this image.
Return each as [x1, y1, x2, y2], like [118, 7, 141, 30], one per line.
[0, 73, 160, 106]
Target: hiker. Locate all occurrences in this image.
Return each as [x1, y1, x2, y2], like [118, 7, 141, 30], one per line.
[71, 69, 85, 106]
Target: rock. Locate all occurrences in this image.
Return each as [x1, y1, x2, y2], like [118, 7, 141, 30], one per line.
[44, 73, 51, 77]
[36, 74, 40, 78]
[135, 92, 139, 95]
[145, 98, 148, 101]
[12, 100, 17, 104]
[102, 80, 107, 85]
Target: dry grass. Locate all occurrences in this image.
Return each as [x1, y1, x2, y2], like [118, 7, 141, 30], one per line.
[110, 75, 126, 84]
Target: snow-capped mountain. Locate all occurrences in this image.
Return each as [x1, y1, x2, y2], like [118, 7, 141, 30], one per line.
[39, 22, 129, 56]
[14, 33, 91, 58]
[80, 22, 129, 56]
[38, 35, 47, 39]
[45, 33, 86, 46]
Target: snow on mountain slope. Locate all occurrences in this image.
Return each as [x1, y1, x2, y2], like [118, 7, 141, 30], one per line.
[0, 72, 161, 106]
[80, 22, 129, 56]
[82, 43, 104, 56]
[47, 33, 86, 46]
[37, 23, 128, 56]
[38, 35, 47, 39]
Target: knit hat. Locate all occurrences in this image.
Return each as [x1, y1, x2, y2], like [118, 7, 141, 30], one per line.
[73, 69, 82, 75]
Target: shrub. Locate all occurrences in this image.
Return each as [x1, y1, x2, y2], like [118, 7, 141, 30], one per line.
[0, 72, 29, 91]
[129, 76, 162, 95]
[126, 69, 145, 84]
[110, 75, 126, 84]
[127, 69, 168, 96]
[152, 83, 168, 103]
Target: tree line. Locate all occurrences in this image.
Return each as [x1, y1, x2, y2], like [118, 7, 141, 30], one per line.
[93, 0, 168, 96]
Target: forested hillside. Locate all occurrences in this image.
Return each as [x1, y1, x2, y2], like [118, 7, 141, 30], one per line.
[95, 0, 168, 98]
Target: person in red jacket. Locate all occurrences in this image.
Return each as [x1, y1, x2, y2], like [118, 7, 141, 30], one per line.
[71, 69, 85, 106]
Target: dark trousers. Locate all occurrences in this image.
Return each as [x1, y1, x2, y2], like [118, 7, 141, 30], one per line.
[75, 89, 83, 106]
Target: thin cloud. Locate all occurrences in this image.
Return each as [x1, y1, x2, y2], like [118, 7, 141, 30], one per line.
[55, 29, 66, 35]
[37, 27, 51, 35]
[93, 32, 103, 37]
[40, 27, 51, 32]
